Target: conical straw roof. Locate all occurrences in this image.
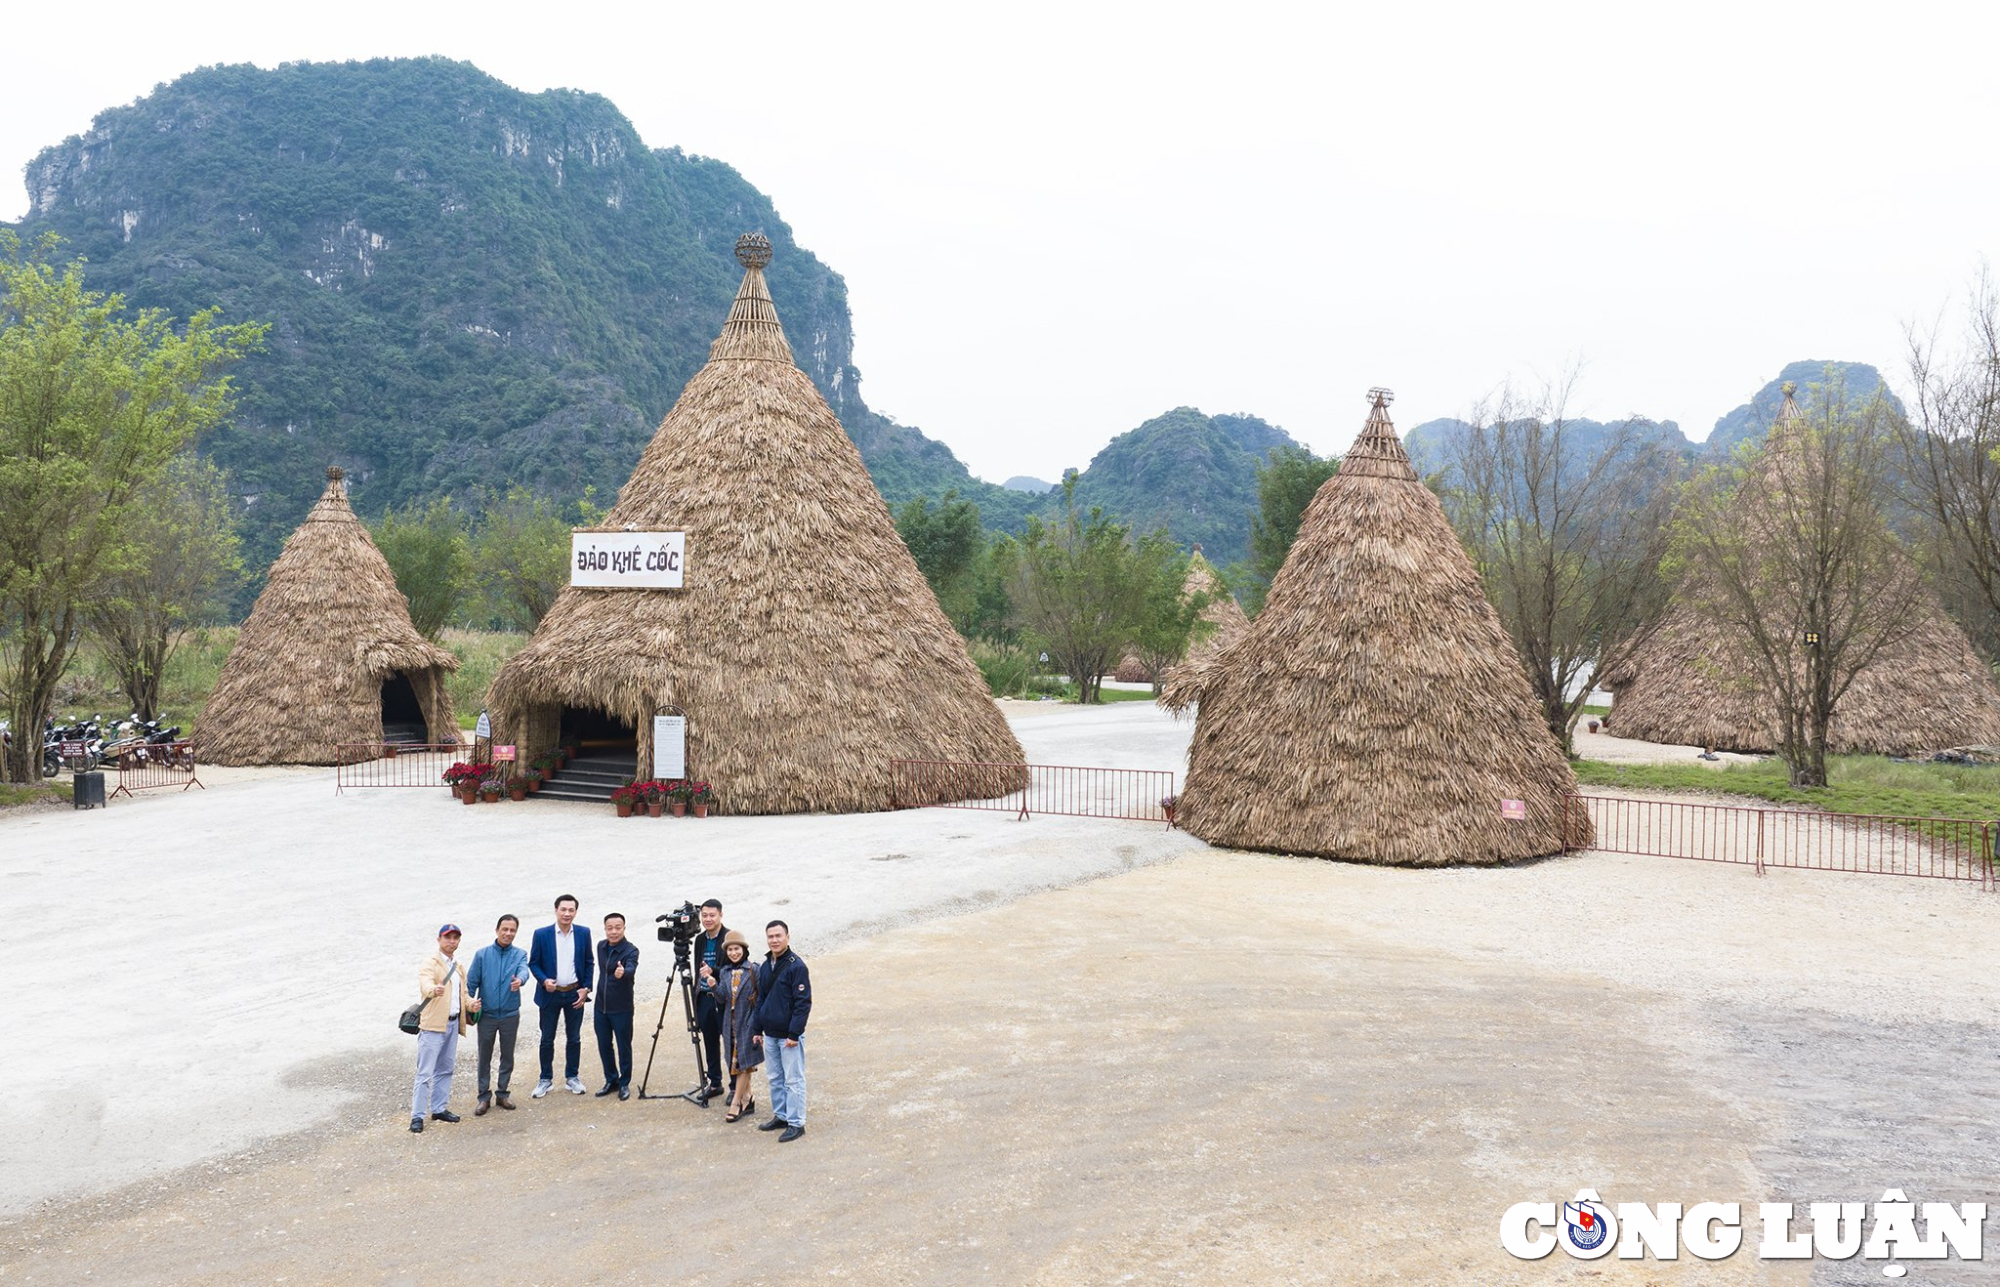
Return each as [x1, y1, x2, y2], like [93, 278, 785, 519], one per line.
[1184, 545, 1249, 659]
[200, 468, 460, 764]
[1604, 384, 2000, 754]
[1177, 390, 1585, 863]
[486, 234, 1023, 812]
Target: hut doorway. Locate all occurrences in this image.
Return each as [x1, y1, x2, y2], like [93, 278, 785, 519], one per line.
[560, 706, 637, 755]
[380, 672, 428, 744]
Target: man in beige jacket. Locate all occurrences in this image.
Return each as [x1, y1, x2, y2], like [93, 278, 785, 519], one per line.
[411, 924, 478, 1134]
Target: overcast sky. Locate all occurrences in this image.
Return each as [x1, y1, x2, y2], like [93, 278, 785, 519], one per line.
[4, 1, 1995, 482]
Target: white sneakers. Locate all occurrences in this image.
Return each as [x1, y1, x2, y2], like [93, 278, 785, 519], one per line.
[565, 1076, 586, 1095]
[531, 1079, 552, 1099]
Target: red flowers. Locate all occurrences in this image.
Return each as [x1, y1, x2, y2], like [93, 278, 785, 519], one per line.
[442, 760, 493, 785]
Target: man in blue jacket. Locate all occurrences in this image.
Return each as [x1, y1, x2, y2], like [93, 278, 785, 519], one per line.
[465, 913, 533, 1115]
[528, 894, 594, 1098]
[753, 919, 811, 1142]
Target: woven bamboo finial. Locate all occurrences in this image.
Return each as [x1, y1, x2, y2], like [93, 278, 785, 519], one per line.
[327, 466, 344, 482]
[1781, 381, 1797, 396]
[736, 233, 773, 270]
[1368, 387, 1395, 410]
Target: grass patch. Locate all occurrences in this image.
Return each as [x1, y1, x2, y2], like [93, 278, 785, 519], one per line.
[1574, 754, 2000, 820]
[0, 780, 72, 809]
[1578, 703, 1610, 718]
[443, 629, 528, 727]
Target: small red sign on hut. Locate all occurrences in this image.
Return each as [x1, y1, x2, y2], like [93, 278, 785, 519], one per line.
[1500, 799, 1527, 820]
[494, 745, 517, 762]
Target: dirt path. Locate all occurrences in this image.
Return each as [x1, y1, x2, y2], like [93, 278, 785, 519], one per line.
[4, 846, 1991, 1284]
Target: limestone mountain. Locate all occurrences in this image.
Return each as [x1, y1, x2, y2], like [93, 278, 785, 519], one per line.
[5, 56, 1031, 578]
[1064, 407, 1301, 566]
[1704, 360, 1899, 454]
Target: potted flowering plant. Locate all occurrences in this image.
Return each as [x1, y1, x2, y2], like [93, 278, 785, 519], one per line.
[665, 778, 689, 817]
[506, 772, 527, 802]
[522, 766, 545, 795]
[478, 776, 504, 803]
[1160, 793, 1178, 828]
[611, 782, 643, 818]
[443, 761, 490, 802]
[642, 780, 666, 819]
[687, 781, 714, 818]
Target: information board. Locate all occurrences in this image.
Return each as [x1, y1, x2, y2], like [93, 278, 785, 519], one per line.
[572, 531, 685, 588]
[652, 714, 687, 780]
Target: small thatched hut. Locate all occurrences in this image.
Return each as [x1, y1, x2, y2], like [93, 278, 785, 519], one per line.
[1603, 386, 2000, 754]
[1184, 546, 1250, 658]
[200, 467, 459, 764]
[1174, 390, 1585, 864]
[484, 234, 1024, 812]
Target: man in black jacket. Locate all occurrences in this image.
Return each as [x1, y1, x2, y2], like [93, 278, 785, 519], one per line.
[592, 913, 640, 1100]
[690, 899, 729, 1102]
[753, 920, 811, 1142]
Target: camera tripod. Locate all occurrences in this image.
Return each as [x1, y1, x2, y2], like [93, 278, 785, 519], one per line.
[636, 930, 714, 1106]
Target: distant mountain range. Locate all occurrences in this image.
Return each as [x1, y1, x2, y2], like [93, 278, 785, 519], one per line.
[1404, 360, 1899, 478]
[5, 56, 1304, 582]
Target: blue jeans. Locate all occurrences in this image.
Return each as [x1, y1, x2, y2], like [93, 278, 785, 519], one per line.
[539, 1001, 584, 1080]
[764, 1036, 805, 1126]
[594, 1010, 633, 1089]
[412, 1024, 460, 1118]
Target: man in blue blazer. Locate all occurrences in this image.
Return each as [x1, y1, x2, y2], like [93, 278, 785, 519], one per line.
[528, 893, 595, 1098]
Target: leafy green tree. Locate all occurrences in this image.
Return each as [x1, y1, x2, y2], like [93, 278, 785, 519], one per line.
[470, 485, 603, 630]
[371, 496, 471, 640]
[1243, 445, 1339, 613]
[895, 489, 986, 627]
[1006, 474, 1156, 704]
[0, 232, 263, 783]
[1132, 542, 1214, 694]
[85, 453, 244, 720]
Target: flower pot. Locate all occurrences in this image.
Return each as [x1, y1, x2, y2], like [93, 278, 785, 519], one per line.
[1162, 803, 1176, 828]
[647, 802, 664, 818]
[508, 785, 526, 802]
[384, 745, 398, 759]
[1587, 719, 1601, 734]
[461, 788, 477, 806]
[526, 779, 541, 794]
[615, 801, 633, 818]
[692, 803, 708, 818]
[671, 802, 687, 817]
[481, 793, 501, 805]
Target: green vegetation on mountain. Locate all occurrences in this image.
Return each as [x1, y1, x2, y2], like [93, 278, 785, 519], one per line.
[5, 56, 1034, 599]
[1705, 360, 1898, 454]
[1065, 407, 1299, 567]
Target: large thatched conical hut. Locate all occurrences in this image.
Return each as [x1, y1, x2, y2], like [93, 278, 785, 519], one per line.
[484, 234, 1024, 813]
[1603, 385, 2000, 754]
[200, 467, 459, 764]
[1175, 390, 1585, 864]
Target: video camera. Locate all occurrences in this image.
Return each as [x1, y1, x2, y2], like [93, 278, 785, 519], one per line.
[656, 901, 699, 945]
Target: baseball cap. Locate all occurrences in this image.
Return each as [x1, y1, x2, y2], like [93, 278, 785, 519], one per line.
[438, 923, 462, 937]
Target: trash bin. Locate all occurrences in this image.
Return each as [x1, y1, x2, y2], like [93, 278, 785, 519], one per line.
[73, 771, 106, 809]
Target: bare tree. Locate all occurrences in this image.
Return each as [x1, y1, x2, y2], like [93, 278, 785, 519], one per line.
[1441, 372, 1682, 754]
[1678, 378, 1925, 786]
[1896, 273, 2000, 657]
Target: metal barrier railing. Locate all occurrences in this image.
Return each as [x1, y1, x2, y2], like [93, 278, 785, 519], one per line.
[334, 744, 466, 793]
[891, 759, 1175, 824]
[110, 741, 203, 797]
[1566, 793, 1997, 889]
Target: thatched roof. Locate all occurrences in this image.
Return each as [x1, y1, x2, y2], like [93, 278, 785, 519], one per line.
[1175, 391, 1585, 864]
[1184, 545, 1249, 658]
[1604, 386, 2000, 755]
[485, 234, 1023, 812]
[200, 468, 459, 764]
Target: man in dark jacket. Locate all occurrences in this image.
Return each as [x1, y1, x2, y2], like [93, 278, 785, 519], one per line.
[753, 920, 811, 1142]
[690, 899, 729, 1102]
[593, 913, 640, 1100]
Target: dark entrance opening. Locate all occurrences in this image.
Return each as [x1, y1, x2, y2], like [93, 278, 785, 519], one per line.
[560, 706, 637, 754]
[380, 672, 428, 744]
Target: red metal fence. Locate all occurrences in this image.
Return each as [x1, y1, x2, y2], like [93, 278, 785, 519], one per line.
[891, 759, 1176, 824]
[1567, 794, 1997, 889]
[334, 744, 465, 793]
[110, 741, 202, 797]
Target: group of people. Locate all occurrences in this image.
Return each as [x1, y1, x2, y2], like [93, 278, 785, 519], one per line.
[409, 896, 813, 1143]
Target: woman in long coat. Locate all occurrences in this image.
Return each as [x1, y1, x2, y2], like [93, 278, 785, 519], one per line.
[719, 929, 763, 1121]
